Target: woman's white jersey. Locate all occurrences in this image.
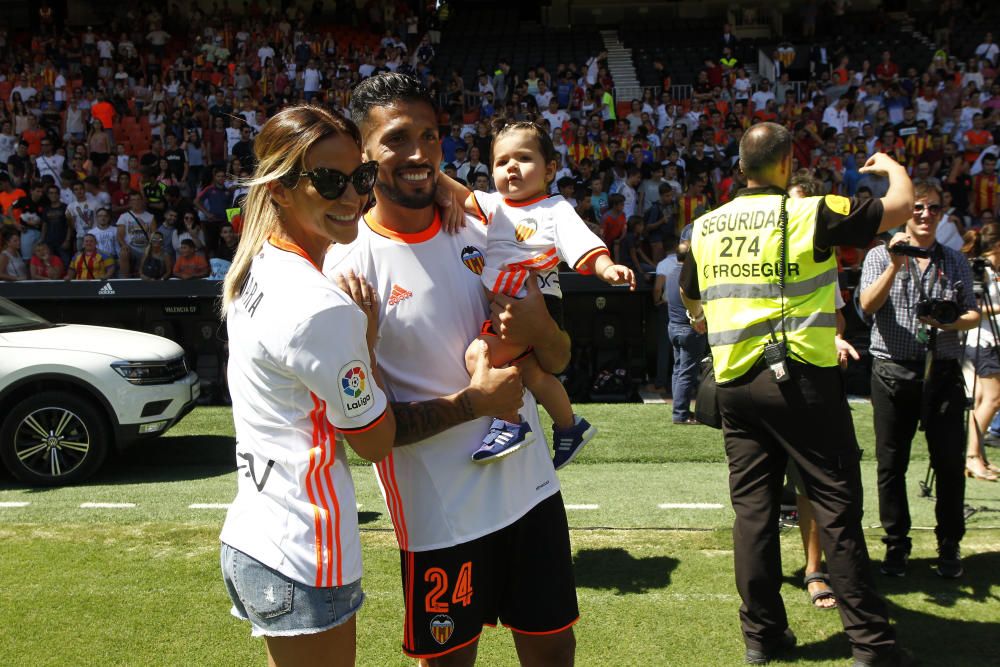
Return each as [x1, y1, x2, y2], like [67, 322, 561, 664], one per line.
[222, 238, 387, 587]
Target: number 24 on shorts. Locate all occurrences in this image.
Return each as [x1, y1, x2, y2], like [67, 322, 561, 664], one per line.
[425, 562, 474, 613]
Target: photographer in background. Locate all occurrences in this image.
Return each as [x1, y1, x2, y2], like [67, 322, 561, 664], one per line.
[961, 224, 1000, 482]
[859, 183, 979, 580]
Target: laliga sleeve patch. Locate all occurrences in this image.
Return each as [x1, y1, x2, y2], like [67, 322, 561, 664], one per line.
[824, 194, 851, 217]
[339, 361, 375, 418]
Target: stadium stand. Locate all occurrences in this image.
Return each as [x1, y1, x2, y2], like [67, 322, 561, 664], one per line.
[2, 0, 999, 399]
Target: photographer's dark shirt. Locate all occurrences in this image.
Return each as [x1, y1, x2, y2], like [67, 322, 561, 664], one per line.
[860, 243, 977, 361]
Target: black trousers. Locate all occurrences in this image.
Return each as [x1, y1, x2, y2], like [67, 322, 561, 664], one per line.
[718, 361, 895, 662]
[870, 358, 967, 547]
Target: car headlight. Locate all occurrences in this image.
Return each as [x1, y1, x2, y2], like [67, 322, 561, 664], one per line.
[111, 358, 188, 385]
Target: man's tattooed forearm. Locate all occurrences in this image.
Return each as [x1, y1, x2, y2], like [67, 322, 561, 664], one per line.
[391, 393, 475, 446]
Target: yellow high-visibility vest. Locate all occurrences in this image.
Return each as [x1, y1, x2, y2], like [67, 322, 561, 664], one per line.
[690, 190, 840, 383]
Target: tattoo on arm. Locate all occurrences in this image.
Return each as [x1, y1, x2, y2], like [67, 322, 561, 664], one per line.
[391, 393, 475, 446]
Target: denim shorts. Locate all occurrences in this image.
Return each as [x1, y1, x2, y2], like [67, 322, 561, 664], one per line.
[221, 543, 364, 637]
[971, 345, 1000, 379]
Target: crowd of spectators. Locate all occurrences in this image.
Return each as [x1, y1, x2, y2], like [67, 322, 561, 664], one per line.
[0, 0, 443, 281]
[1, 1, 999, 290]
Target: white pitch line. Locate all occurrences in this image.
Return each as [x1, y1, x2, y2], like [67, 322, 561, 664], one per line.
[658, 503, 725, 510]
[565, 504, 600, 510]
[80, 502, 136, 509]
[0, 501, 30, 508]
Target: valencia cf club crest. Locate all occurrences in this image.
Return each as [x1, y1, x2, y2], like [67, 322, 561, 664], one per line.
[514, 217, 538, 242]
[429, 614, 455, 645]
[461, 246, 485, 274]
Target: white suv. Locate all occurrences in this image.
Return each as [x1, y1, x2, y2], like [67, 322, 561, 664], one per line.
[0, 297, 200, 486]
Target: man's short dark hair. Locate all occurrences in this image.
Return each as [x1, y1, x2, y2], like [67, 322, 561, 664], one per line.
[556, 176, 575, 190]
[349, 72, 436, 130]
[739, 122, 792, 181]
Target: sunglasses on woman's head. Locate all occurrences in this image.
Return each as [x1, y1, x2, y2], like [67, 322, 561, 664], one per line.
[281, 161, 378, 200]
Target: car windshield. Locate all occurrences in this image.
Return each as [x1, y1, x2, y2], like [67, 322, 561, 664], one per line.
[0, 297, 54, 332]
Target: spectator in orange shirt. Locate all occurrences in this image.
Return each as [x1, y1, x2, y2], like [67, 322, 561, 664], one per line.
[832, 56, 850, 86]
[0, 173, 26, 219]
[172, 238, 210, 279]
[20, 115, 46, 156]
[753, 99, 779, 123]
[964, 113, 992, 164]
[601, 193, 627, 258]
[90, 91, 115, 139]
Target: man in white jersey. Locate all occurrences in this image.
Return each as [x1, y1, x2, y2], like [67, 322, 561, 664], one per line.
[327, 73, 578, 666]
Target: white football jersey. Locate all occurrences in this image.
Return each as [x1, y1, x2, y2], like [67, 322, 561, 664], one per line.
[324, 209, 560, 552]
[473, 192, 608, 298]
[221, 238, 388, 588]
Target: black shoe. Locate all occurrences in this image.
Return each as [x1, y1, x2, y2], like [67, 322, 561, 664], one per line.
[880, 543, 910, 577]
[983, 431, 1000, 448]
[745, 629, 797, 664]
[935, 540, 963, 579]
[851, 648, 917, 666]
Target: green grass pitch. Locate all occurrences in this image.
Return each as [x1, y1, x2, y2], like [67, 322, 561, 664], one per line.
[1, 404, 999, 666]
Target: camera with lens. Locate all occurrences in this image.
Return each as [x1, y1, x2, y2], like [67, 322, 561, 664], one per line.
[888, 243, 931, 259]
[970, 256, 992, 281]
[916, 298, 961, 325]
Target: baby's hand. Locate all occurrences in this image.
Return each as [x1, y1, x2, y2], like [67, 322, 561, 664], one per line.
[602, 263, 636, 291]
[434, 176, 468, 234]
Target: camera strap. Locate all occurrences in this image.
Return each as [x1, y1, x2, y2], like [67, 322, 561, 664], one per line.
[905, 247, 942, 347]
[905, 250, 939, 302]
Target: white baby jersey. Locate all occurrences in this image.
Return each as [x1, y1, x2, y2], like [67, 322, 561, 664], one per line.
[324, 209, 560, 552]
[221, 238, 388, 588]
[474, 191, 608, 298]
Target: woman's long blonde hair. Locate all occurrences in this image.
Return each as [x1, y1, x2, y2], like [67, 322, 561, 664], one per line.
[221, 105, 362, 317]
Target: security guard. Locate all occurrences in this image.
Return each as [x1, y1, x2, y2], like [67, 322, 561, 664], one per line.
[680, 123, 914, 667]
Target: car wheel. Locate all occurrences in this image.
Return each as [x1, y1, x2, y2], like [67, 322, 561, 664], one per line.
[0, 392, 110, 486]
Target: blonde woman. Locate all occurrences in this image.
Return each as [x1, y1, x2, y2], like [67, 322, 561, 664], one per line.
[219, 105, 395, 667]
